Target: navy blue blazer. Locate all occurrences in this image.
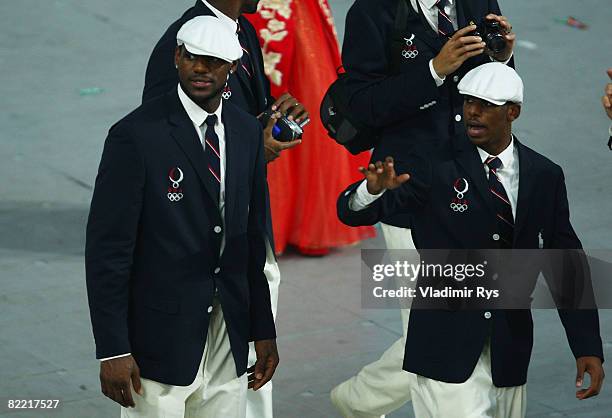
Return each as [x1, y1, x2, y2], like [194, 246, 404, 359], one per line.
[86, 90, 275, 386]
[142, 2, 276, 248]
[337, 135, 603, 387]
[342, 0, 512, 227]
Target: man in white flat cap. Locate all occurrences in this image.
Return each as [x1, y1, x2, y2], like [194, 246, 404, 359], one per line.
[337, 62, 604, 417]
[86, 16, 278, 418]
[148, 5, 303, 417]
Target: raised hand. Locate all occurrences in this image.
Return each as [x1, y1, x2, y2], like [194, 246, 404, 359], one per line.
[358, 157, 411, 195]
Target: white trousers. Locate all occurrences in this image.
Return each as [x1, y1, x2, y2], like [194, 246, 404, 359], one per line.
[246, 239, 280, 418]
[332, 223, 415, 418]
[410, 341, 526, 418]
[121, 298, 247, 418]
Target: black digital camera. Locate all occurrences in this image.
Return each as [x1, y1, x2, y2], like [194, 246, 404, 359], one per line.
[470, 19, 507, 54]
[260, 108, 310, 142]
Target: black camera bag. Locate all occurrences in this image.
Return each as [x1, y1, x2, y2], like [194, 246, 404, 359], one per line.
[320, 0, 410, 155]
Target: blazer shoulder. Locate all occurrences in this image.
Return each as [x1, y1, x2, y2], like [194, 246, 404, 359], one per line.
[346, 0, 396, 28]
[519, 142, 564, 179]
[109, 95, 168, 137]
[176, 2, 212, 26]
[350, 0, 397, 14]
[157, 3, 211, 44]
[238, 15, 257, 33]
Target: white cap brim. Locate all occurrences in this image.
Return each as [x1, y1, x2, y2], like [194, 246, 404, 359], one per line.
[459, 90, 507, 106]
[180, 42, 236, 63]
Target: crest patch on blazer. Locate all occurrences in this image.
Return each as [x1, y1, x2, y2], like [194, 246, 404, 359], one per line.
[450, 178, 469, 212]
[167, 167, 184, 202]
[402, 34, 419, 59]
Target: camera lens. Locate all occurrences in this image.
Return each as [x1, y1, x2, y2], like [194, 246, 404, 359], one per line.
[486, 33, 506, 54]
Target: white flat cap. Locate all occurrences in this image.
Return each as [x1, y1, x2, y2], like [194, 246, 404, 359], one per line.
[177, 16, 243, 62]
[458, 62, 524, 105]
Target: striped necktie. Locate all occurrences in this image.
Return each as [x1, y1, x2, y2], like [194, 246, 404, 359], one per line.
[486, 156, 514, 248]
[435, 0, 455, 39]
[202, 115, 221, 203]
[237, 22, 254, 79]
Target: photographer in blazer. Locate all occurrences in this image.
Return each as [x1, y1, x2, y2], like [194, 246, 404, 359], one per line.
[143, 3, 310, 416]
[332, 1, 516, 416]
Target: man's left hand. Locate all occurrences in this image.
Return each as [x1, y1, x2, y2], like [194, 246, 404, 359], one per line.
[261, 113, 301, 163]
[271, 93, 309, 124]
[575, 356, 605, 400]
[248, 339, 279, 391]
[485, 14, 515, 62]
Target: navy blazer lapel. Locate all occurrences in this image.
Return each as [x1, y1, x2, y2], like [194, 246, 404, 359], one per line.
[456, 0, 479, 27]
[453, 135, 497, 217]
[513, 138, 535, 243]
[166, 91, 220, 205]
[222, 105, 240, 225]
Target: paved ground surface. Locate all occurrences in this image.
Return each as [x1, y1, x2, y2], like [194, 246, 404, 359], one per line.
[1, 1, 611, 417]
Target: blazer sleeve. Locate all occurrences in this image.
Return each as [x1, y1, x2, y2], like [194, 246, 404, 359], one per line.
[85, 124, 145, 359]
[341, 0, 440, 127]
[247, 124, 276, 341]
[546, 168, 604, 362]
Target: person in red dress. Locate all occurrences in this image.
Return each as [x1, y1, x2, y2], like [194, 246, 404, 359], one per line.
[246, 0, 375, 256]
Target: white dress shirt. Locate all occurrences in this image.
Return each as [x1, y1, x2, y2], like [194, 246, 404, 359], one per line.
[201, 0, 238, 33]
[178, 84, 228, 252]
[411, 0, 458, 33]
[476, 137, 519, 219]
[411, 0, 458, 86]
[100, 87, 228, 362]
[350, 136, 520, 219]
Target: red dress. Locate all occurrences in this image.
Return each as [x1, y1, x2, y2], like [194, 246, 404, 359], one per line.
[247, 0, 375, 255]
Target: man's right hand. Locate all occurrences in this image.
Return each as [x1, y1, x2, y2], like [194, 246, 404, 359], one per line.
[432, 25, 485, 78]
[359, 157, 410, 195]
[602, 68, 612, 120]
[100, 355, 143, 408]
